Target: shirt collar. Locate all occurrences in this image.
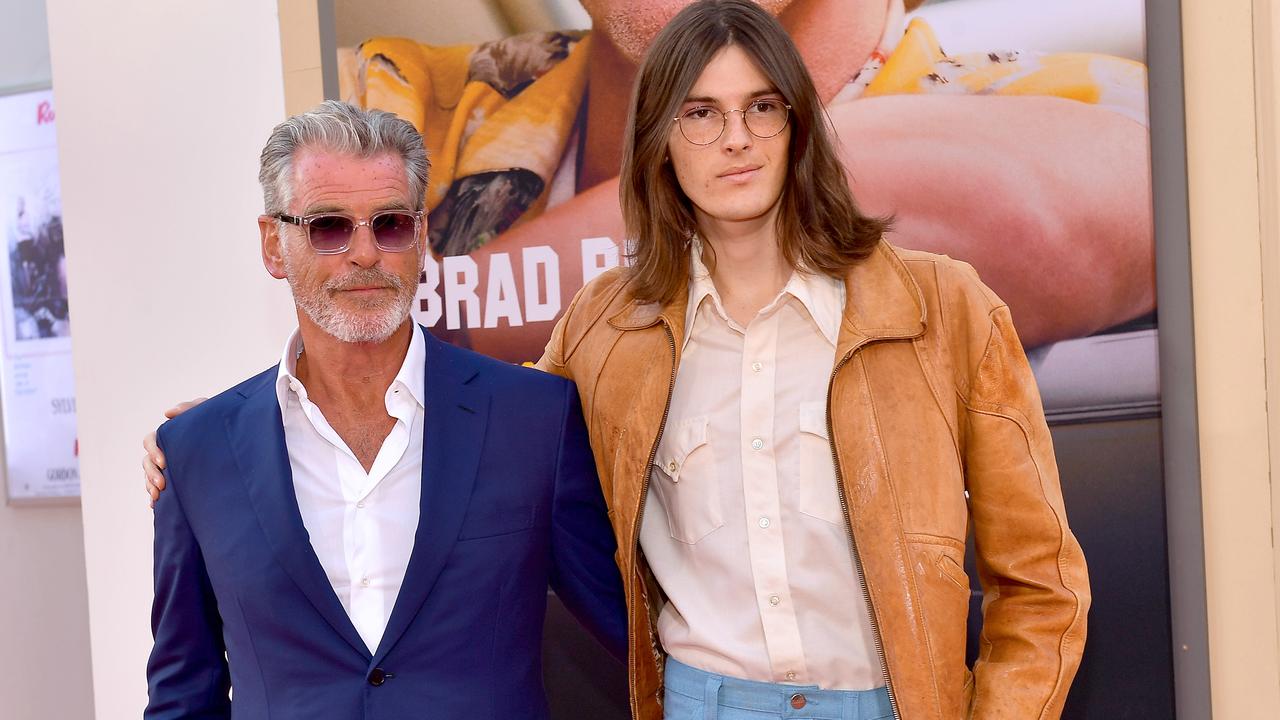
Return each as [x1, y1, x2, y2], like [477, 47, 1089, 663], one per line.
[682, 237, 845, 349]
[275, 324, 427, 412]
[683, 240, 720, 347]
[782, 268, 845, 347]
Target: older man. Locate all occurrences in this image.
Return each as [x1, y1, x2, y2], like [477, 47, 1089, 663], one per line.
[144, 101, 626, 720]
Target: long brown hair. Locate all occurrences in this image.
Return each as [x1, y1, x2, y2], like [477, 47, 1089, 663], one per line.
[620, 0, 890, 304]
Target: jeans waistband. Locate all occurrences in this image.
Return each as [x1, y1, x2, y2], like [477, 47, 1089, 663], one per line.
[663, 657, 893, 719]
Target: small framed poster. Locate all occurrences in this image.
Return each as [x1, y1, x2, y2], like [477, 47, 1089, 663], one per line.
[0, 87, 79, 505]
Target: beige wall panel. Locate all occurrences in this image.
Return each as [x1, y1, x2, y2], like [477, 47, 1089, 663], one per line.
[280, 0, 326, 112]
[285, 67, 326, 116]
[0, 503, 93, 717]
[1183, 0, 1280, 716]
[280, 0, 324, 71]
[336, 0, 510, 47]
[45, 0, 296, 716]
[1255, 0, 1280, 659]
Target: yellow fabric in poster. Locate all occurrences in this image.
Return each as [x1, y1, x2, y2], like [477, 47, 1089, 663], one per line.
[343, 34, 589, 216]
[862, 19, 1147, 126]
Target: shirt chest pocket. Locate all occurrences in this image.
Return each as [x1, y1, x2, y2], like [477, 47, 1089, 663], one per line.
[795, 402, 845, 526]
[650, 416, 723, 545]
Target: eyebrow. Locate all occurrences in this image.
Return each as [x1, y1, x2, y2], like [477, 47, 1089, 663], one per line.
[682, 89, 781, 105]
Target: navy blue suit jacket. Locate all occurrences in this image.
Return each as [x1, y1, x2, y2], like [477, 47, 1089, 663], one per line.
[146, 330, 627, 719]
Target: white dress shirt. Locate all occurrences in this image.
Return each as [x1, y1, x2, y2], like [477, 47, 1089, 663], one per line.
[275, 325, 425, 654]
[639, 249, 885, 689]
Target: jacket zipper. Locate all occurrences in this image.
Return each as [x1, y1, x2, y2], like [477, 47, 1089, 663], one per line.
[828, 349, 901, 720]
[629, 321, 678, 720]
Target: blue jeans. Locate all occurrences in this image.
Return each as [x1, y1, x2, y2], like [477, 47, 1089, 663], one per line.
[663, 657, 894, 720]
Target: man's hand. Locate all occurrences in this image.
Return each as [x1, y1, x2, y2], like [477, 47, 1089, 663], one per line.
[143, 398, 207, 507]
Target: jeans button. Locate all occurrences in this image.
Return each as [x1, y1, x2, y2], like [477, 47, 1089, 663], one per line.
[790, 693, 807, 709]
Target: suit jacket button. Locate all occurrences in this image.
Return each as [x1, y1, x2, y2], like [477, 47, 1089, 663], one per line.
[369, 668, 387, 686]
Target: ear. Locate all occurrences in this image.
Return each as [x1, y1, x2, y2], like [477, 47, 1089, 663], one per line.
[417, 214, 429, 274]
[259, 214, 288, 280]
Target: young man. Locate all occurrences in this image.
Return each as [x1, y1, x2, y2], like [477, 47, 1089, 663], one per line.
[144, 101, 625, 719]
[535, 2, 1088, 719]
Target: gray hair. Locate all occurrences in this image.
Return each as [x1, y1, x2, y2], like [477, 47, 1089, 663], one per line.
[258, 100, 430, 215]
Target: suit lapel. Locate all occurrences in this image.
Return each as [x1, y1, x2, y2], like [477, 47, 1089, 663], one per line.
[374, 331, 489, 664]
[224, 370, 371, 660]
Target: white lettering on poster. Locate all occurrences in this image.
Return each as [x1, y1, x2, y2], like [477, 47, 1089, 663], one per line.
[522, 246, 560, 323]
[483, 253, 523, 328]
[416, 255, 443, 326]
[415, 240, 618, 330]
[442, 255, 481, 330]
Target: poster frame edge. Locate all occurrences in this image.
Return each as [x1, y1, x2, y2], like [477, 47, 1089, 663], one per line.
[1147, 0, 1212, 717]
[0, 83, 52, 100]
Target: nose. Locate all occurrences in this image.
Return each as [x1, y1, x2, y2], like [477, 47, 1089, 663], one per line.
[721, 109, 753, 152]
[345, 222, 381, 268]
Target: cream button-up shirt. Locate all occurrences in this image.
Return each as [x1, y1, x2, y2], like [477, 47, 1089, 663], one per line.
[639, 250, 885, 689]
[275, 324, 425, 654]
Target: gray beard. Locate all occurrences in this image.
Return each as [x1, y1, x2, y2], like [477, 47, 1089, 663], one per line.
[282, 246, 417, 344]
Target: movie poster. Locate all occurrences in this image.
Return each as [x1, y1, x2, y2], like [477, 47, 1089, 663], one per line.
[333, 0, 1166, 716]
[0, 89, 79, 502]
[335, 0, 1157, 424]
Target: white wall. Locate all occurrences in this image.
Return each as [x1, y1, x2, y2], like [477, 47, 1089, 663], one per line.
[45, 1, 297, 716]
[0, 1, 94, 718]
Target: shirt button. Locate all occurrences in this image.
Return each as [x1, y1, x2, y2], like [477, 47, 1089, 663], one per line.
[769, 595, 780, 606]
[666, 460, 678, 474]
[356, 500, 365, 509]
[360, 578, 370, 588]
[758, 516, 771, 529]
[751, 361, 763, 373]
[786, 671, 797, 682]
[751, 437, 764, 451]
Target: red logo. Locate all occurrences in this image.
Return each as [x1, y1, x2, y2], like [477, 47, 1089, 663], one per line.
[37, 101, 55, 125]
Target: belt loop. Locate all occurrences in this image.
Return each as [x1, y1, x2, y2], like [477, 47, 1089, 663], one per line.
[842, 692, 857, 720]
[702, 675, 722, 720]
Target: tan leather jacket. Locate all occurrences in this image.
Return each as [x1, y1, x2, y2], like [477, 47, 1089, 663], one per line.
[537, 242, 1090, 720]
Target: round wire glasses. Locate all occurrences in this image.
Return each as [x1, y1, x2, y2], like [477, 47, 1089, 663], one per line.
[673, 99, 792, 146]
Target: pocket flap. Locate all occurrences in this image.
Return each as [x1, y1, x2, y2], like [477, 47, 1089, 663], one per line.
[457, 504, 538, 540]
[654, 415, 709, 482]
[798, 402, 829, 440]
